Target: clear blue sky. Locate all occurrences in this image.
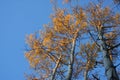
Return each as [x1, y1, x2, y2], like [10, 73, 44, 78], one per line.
[0, 0, 119, 80]
[0, 0, 52, 80]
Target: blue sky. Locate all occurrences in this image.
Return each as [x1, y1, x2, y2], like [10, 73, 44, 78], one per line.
[0, 0, 52, 80]
[1, 0, 119, 80]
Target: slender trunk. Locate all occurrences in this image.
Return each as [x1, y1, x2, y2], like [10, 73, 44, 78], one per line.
[66, 36, 77, 80]
[98, 30, 119, 80]
[51, 55, 62, 80]
[84, 69, 88, 80]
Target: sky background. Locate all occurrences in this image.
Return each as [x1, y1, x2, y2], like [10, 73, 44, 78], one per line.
[0, 0, 52, 80]
[0, 0, 119, 80]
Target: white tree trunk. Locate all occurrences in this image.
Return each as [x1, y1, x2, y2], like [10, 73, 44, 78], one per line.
[66, 37, 76, 80]
[98, 31, 119, 80]
[84, 69, 88, 80]
[51, 55, 61, 80]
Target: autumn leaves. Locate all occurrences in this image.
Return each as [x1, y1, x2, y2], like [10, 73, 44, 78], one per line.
[25, 1, 120, 79]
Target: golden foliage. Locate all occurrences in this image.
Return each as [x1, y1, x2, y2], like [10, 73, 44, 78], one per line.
[80, 43, 98, 70]
[114, 13, 120, 24]
[52, 8, 87, 37]
[52, 10, 73, 34]
[87, 5, 111, 29]
[43, 32, 53, 47]
[25, 1, 120, 79]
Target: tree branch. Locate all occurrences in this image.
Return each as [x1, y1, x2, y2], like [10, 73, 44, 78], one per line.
[115, 63, 120, 68]
[109, 43, 120, 50]
[92, 74, 100, 80]
[88, 30, 100, 48]
[51, 55, 62, 80]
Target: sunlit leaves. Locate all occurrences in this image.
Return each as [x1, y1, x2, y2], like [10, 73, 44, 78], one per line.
[43, 30, 54, 47]
[25, 0, 120, 79]
[52, 10, 73, 34]
[80, 43, 98, 70]
[52, 8, 87, 36]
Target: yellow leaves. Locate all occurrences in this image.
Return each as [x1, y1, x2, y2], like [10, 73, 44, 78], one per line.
[83, 22, 87, 27]
[104, 32, 112, 38]
[33, 40, 39, 49]
[35, 48, 40, 54]
[25, 49, 47, 68]
[53, 16, 64, 32]
[26, 34, 35, 48]
[114, 13, 120, 24]
[81, 22, 87, 29]
[53, 18, 58, 24]
[57, 9, 64, 17]
[43, 37, 51, 46]
[59, 38, 70, 47]
[52, 8, 88, 37]
[87, 5, 113, 29]
[75, 20, 87, 27]
[75, 9, 86, 22]
[75, 20, 79, 25]
[115, 13, 120, 19]
[25, 30, 59, 67]
[25, 50, 39, 67]
[86, 59, 95, 70]
[103, 7, 110, 17]
[43, 31, 53, 47]
[28, 34, 34, 41]
[88, 5, 120, 32]
[25, 52, 31, 59]
[74, 8, 87, 31]
[53, 11, 72, 33]
[33, 58, 40, 66]
[80, 43, 98, 70]
[104, 32, 117, 47]
[64, 14, 71, 26]
[104, 32, 116, 39]
[24, 1, 120, 79]
[79, 9, 86, 20]
[65, 14, 71, 21]
[29, 58, 39, 68]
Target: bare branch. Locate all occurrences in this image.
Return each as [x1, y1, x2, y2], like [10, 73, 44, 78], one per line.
[115, 63, 120, 68]
[109, 43, 120, 50]
[92, 74, 100, 80]
[88, 30, 100, 48]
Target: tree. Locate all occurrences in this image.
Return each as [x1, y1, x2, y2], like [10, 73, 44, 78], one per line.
[25, 0, 120, 80]
[86, 2, 120, 79]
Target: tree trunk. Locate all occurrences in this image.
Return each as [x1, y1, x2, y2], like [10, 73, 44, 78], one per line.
[51, 55, 61, 80]
[98, 30, 119, 80]
[66, 37, 77, 80]
[84, 69, 88, 80]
